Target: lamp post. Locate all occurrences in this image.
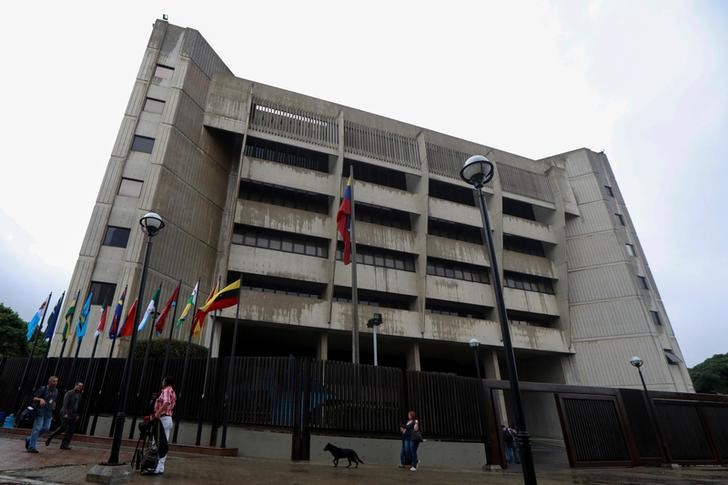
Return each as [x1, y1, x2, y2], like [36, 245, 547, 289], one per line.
[366, 313, 383, 366]
[106, 212, 164, 466]
[461, 156, 537, 484]
[630, 356, 670, 463]
[469, 338, 482, 379]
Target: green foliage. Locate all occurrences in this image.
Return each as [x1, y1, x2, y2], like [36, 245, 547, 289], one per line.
[0, 303, 29, 357]
[689, 353, 728, 394]
[133, 338, 208, 360]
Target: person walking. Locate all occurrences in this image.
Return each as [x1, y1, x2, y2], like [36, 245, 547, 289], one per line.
[24, 376, 59, 453]
[508, 423, 521, 464]
[399, 410, 420, 471]
[149, 376, 176, 476]
[46, 382, 84, 449]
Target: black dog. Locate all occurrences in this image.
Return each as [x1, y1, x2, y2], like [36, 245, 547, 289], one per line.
[323, 442, 364, 468]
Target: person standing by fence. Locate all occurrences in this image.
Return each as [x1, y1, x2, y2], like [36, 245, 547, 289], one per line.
[399, 410, 420, 471]
[24, 376, 59, 453]
[46, 382, 83, 449]
[150, 376, 176, 475]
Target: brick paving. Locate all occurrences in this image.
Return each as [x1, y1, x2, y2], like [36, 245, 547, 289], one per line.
[1, 435, 727, 484]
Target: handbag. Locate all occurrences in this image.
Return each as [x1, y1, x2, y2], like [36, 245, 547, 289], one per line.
[412, 430, 423, 443]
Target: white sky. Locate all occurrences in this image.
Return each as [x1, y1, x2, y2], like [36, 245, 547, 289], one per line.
[0, 1, 725, 366]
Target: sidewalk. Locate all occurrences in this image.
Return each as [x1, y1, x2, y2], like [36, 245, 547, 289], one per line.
[0, 435, 726, 484]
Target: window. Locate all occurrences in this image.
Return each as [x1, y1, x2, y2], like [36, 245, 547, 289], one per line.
[425, 299, 488, 319]
[428, 218, 482, 244]
[625, 243, 636, 257]
[90, 282, 117, 307]
[355, 203, 412, 230]
[103, 226, 131, 248]
[638, 276, 649, 289]
[503, 271, 555, 294]
[239, 180, 330, 214]
[343, 159, 408, 191]
[503, 234, 545, 256]
[244, 136, 329, 172]
[605, 185, 615, 197]
[664, 349, 682, 365]
[154, 64, 174, 79]
[334, 287, 415, 310]
[236, 272, 325, 300]
[143, 98, 165, 114]
[232, 224, 328, 258]
[426, 258, 489, 284]
[131, 135, 155, 154]
[429, 179, 475, 206]
[650, 310, 662, 326]
[118, 178, 143, 197]
[507, 311, 557, 328]
[615, 213, 626, 226]
[336, 243, 416, 272]
[502, 198, 537, 221]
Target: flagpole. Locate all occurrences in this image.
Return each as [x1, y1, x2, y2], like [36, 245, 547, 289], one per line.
[14, 293, 51, 417]
[90, 329, 118, 436]
[33, 292, 65, 392]
[129, 287, 162, 439]
[54, 289, 80, 375]
[161, 281, 182, 380]
[53, 339, 67, 376]
[172, 278, 200, 444]
[196, 275, 221, 446]
[79, 308, 103, 433]
[68, 290, 91, 389]
[221, 280, 242, 448]
[349, 165, 360, 364]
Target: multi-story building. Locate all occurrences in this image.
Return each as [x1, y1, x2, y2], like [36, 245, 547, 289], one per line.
[51, 19, 692, 394]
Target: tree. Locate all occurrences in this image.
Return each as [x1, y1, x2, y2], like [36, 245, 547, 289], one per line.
[133, 339, 208, 359]
[0, 303, 29, 357]
[689, 353, 728, 394]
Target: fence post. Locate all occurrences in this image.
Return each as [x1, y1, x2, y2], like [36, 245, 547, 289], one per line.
[291, 358, 303, 460]
[300, 358, 311, 460]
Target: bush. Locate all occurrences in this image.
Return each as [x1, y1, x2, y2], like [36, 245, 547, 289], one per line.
[133, 338, 208, 360]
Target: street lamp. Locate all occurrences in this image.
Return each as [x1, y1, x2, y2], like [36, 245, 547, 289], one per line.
[106, 212, 164, 466]
[469, 338, 482, 379]
[366, 313, 383, 366]
[630, 356, 670, 463]
[461, 156, 537, 484]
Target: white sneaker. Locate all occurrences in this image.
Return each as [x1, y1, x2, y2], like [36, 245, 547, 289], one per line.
[409, 466, 417, 471]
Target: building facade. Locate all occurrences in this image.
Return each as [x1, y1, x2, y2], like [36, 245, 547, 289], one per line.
[51, 20, 693, 393]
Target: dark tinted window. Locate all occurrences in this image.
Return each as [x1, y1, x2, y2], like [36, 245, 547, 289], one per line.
[428, 218, 482, 244]
[103, 226, 130, 248]
[638, 276, 649, 289]
[239, 180, 330, 214]
[334, 287, 415, 310]
[343, 159, 408, 191]
[232, 224, 328, 258]
[245, 136, 329, 172]
[143, 98, 165, 113]
[502, 198, 536, 221]
[429, 179, 475, 206]
[355, 202, 411, 230]
[427, 258, 489, 284]
[425, 298, 488, 319]
[503, 234, 545, 256]
[118, 178, 143, 197]
[615, 213, 626, 226]
[131, 135, 155, 154]
[503, 271, 554, 294]
[90, 281, 117, 307]
[650, 310, 662, 326]
[336, 243, 416, 272]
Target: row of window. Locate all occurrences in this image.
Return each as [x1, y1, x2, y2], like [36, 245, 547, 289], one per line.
[428, 218, 482, 244]
[241, 284, 322, 299]
[239, 180, 330, 214]
[232, 224, 328, 258]
[335, 243, 416, 272]
[426, 258, 489, 284]
[245, 136, 330, 173]
[333, 287, 414, 310]
[503, 271, 555, 294]
[355, 203, 412, 230]
[503, 234, 545, 256]
[429, 179, 475, 206]
[343, 159, 408, 191]
[103, 226, 131, 248]
[425, 299, 488, 319]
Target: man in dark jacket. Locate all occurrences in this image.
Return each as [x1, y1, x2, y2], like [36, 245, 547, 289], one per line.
[46, 382, 83, 450]
[24, 376, 59, 453]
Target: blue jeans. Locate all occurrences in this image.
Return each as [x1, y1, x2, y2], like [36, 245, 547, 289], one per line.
[400, 438, 418, 468]
[27, 413, 53, 449]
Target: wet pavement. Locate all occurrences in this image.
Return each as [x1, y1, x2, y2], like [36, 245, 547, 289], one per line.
[0, 435, 726, 484]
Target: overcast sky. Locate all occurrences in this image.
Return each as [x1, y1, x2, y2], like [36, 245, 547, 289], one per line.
[1, 1, 725, 366]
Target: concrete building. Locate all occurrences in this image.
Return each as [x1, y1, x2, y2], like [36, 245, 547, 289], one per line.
[52, 19, 693, 395]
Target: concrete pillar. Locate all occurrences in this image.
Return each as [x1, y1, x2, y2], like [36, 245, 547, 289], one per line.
[483, 350, 508, 424]
[316, 333, 328, 361]
[406, 342, 421, 371]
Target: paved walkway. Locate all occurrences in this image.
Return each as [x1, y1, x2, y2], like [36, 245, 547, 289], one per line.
[0, 435, 726, 484]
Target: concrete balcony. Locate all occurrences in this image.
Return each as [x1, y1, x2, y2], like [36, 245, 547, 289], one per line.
[427, 235, 488, 266]
[334, 262, 418, 296]
[236, 200, 332, 239]
[429, 198, 482, 227]
[426, 314, 570, 353]
[426, 276, 494, 308]
[502, 250, 555, 279]
[502, 215, 556, 244]
[352, 180, 419, 214]
[503, 287, 560, 317]
[243, 157, 336, 196]
[331, 302, 421, 338]
[356, 221, 416, 254]
[229, 244, 329, 283]
[220, 291, 329, 328]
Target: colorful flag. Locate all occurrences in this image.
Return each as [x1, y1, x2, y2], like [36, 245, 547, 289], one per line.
[193, 279, 241, 336]
[94, 306, 108, 338]
[155, 284, 180, 336]
[336, 176, 353, 265]
[76, 291, 93, 341]
[62, 290, 80, 342]
[176, 282, 199, 328]
[44, 292, 65, 341]
[118, 299, 138, 338]
[137, 287, 161, 332]
[26, 295, 50, 340]
[191, 281, 220, 337]
[109, 286, 127, 339]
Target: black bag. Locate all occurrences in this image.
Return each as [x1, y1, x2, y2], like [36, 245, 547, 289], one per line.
[412, 430, 424, 443]
[140, 444, 159, 472]
[17, 406, 37, 428]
